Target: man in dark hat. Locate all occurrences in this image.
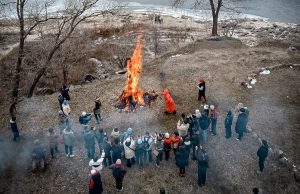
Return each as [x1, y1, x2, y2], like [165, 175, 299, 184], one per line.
[257, 140, 269, 173]
[235, 108, 247, 140]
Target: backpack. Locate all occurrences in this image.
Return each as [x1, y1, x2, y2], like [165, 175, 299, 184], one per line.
[143, 137, 151, 150]
[113, 167, 122, 178]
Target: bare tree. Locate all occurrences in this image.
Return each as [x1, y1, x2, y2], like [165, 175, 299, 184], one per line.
[11, 0, 55, 103]
[173, 0, 223, 36]
[151, 25, 161, 57]
[27, 0, 121, 97]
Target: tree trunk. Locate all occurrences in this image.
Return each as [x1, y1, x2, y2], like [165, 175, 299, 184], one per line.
[212, 15, 218, 36]
[63, 65, 68, 86]
[12, 0, 25, 103]
[27, 67, 47, 97]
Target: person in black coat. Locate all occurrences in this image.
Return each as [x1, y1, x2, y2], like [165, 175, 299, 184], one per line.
[112, 138, 123, 163]
[235, 108, 247, 140]
[257, 140, 269, 172]
[197, 147, 209, 186]
[10, 117, 20, 142]
[175, 146, 188, 177]
[89, 170, 103, 194]
[61, 85, 70, 101]
[103, 137, 112, 166]
[225, 111, 233, 138]
[197, 79, 206, 102]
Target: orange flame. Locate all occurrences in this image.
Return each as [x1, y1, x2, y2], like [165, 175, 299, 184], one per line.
[118, 35, 144, 109]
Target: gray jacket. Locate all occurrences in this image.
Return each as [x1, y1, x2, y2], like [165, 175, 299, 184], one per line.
[63, 129, 75, 146]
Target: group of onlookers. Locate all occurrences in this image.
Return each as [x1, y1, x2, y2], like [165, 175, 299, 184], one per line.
[9, 83, 269, 194]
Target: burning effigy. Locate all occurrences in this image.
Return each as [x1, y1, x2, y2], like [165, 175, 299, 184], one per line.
[116, 35, 158, 111]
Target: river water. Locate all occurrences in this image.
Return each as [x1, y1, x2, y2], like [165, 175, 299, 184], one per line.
[123, 0, 300, 24]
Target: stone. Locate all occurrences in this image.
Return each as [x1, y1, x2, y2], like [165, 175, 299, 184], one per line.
[85, 74, 96, 82]
[288, 46, 298, 54]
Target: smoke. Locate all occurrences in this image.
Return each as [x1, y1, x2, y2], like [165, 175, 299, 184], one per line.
[99, 107, 163, 137]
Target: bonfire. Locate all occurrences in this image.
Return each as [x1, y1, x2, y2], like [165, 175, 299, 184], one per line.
[116, 35, 158, 111]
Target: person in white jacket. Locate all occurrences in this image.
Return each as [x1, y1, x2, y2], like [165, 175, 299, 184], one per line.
[177, 119, 189, 138]
[89, 151, 105, 174]
[123, 137, 136, 167]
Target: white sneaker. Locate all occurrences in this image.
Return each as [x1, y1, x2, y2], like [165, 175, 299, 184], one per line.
[66, 154, 69, 157]
[69, 154, 75, 158]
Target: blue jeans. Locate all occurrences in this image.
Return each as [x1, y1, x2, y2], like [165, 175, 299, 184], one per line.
[86, 145, 95, 159]
[202, 130, 207, 144]
[144, 150, 153, 163]
[13, 130, 20, 141]
[211, 119, 217, 135]
[65, 145, 73, 155]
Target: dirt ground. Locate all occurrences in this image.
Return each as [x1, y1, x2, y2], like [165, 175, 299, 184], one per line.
[0, 13, 300, 194]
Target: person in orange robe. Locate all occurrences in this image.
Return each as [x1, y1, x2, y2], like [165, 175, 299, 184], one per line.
[160, 89, 177, 114]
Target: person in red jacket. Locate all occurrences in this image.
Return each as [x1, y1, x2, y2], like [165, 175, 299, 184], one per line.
[160, 89, 177, 114]
[89, 169, 103, 194]
[171, 131, 182, 154]
[163, 133, 172, 161]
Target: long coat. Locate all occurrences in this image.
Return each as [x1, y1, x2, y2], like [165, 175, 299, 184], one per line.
[235, 112, 247, 134]
[89, 171, 103, 194]
[175, 149, 188, 168]
[161, 89, 176, 113]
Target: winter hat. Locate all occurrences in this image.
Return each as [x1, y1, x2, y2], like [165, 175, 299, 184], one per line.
[239, 108, 245, 113]
[82, 111, 87, 116]
[137, 138, 142, 144]
[126, 137, 131, 143]
[157, 136, 162, 141]
[195, 109, 201, 118]
[114, 128, 119, 132]
[184, 137, 190, 142]
[127, 128, 133, 135]
[210, 105, 215, 110]
[34, 139, 40, 145]
[63, 100, 69, 105]
[165, 133, 170, 138]
[91, 169, 97, 175]
[116, 159, 122, 165]
[204, 104, 209, 110]
[198, 79, 204, 83]
[262, 140, 268, 146]
[174, 131, 179, 136]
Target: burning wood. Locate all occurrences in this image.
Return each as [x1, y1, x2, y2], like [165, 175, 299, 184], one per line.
[116, 36, 158, 111]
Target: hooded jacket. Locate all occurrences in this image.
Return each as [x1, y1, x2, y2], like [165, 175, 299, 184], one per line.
[63, 129, 75, 146]
[199, 115, 210, 130]
[225, 111, 233, 128]
[89, 152, 105, 173]
[175, 148, 188, 168]
[235, 112, 247, 133]
[177, 120, 189, 137]
[124, 138, 136, 159]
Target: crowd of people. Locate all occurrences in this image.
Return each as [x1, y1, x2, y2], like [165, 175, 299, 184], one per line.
[9, 82, 269, 194]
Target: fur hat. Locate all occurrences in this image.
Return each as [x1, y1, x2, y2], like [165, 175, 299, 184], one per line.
[116, 159, 122, 165]
[127, 128, 133, 135]
[204, 104, 209, 110]
[82, 111, 87, 116]
[91, 169, 97, 175]
[165, 133, 170, 138]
